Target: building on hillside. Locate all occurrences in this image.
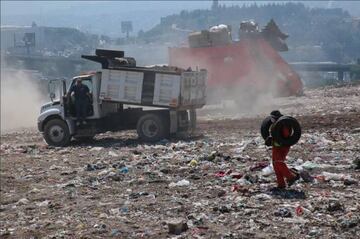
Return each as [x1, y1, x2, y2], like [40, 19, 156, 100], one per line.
[0, 23, 45, 55]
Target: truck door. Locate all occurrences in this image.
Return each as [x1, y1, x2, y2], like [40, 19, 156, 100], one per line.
[67, 77, 94, 119]
[48, 79, 66, 118]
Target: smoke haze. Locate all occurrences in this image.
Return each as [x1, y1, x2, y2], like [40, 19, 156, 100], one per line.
[1, 70, 46, 133]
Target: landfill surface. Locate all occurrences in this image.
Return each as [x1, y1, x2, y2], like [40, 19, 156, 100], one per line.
[1, 84, 360, 238]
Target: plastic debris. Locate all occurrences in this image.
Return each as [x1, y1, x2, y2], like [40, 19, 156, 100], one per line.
[321, 172, 347, 181]
[274, 208, 292, 218]
[169, 179, 190, 187]
[108, 151, 119, 157]
[167, 218, 188, 235]
[269, 188, 306, 199]
[327, 201, 344, 212]
[295, 206, 304, 216]
[119, 166, 129, 174]
[188, 159, 198, 167]
[261, 164, 274, 176]
[250, 161, 269, 171]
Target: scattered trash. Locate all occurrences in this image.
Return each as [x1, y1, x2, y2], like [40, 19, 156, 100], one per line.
[86, 163, 106, 171]
[169, 179, 190, 187]
[339, 216, 359, 229]
[274, 208, 292, 218]
[110, 229, 121, 237]
[215, 171, 227, 177]
[236, 177, 252, 186]
[188, 159, 198, 167]
[350, 127, 360, 134]
[321, 172, 346, 181]
[344, 178, 357, 186]
[295, 205, 304, 216]
[36, 200, 50, 207]
[261, 164, 274, 176]
[118, 166, 129, 174]
[17, 198, 29, 205]
[353, 157, 360, 170]
[108, 151, 119, 157]
[327, 201, 344, 212]
[1, 84, 359, 238]
[250, 161, 269, 171]
[301, 161, 323, 170]
[269, 188, 306, 199]
[213, 205, 231, 213]
[167, 218, 188, 235]
[90, 147, 103, 152]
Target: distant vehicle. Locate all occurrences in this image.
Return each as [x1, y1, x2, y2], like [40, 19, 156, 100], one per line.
[38, 49, 206, 146]
[169, 20, 303, 104]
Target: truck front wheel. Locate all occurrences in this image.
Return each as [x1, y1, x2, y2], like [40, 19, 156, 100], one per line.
[137, 114, 169, 142]
[43, 119, 71, 147]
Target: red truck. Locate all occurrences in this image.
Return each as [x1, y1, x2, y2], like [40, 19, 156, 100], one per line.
[169, 20, 303, 104]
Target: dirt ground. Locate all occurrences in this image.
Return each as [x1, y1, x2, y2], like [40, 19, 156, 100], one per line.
[1, 84, 359, 238]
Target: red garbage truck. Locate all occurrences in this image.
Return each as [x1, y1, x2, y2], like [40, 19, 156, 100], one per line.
[169, 20, 303, 104]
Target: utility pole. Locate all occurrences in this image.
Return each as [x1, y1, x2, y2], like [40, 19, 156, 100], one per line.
[121, 21, 133, 39]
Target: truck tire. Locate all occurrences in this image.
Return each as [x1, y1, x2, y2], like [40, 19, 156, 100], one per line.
[43, 119, 71, 147]
[260, 116, 273, 140]
[271, 116, 301, 146]
[137, 114, 169, 142]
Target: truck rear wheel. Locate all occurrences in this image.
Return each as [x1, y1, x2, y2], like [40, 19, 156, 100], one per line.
[43, 119, 71, 147]
[137, 114, 169, 142]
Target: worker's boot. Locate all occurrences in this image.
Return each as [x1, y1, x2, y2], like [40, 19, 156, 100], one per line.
[287, 168, 300, 186]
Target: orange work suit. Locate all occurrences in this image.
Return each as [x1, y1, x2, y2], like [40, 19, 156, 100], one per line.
[272, 127, 296, 188]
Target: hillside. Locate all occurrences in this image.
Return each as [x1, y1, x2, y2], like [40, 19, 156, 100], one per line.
[141, 3, 360, 63]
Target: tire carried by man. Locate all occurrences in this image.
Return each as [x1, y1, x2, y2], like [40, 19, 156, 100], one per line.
[271, 116, 301, 147]
[260, 114, 301, 147]
[260, 110, 302, 189]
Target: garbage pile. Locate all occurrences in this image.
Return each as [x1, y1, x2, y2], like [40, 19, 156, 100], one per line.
[188, 24, 232, 48]
[1, 84, 359, 238]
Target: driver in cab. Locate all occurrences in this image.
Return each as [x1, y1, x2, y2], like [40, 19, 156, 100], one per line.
[69, 78, 90, 126]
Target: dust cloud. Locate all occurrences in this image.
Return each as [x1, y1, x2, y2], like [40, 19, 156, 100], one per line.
[1, 70, 46, 133]
[168, 45, 284, 117]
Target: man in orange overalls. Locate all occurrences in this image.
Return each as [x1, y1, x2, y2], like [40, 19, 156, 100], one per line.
[265, 110, 300, 189]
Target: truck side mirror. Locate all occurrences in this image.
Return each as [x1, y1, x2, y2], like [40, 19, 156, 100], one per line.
[62, 80, 67, 96]
[50, 92, 56, 102]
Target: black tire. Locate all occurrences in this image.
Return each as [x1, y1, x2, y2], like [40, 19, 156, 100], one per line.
[271, 116, 301, 146]
[137, 114, 169, 142]
[260, 116, 273, 140]
[43, 119, 71, 147]
[95, 49, 124, 58]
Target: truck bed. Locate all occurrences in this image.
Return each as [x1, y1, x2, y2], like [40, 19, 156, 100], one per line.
[99, 67, 206, 109]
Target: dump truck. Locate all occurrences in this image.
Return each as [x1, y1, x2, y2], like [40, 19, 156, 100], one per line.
[169, 20, 303, 104]
[38, 49, 206, 146]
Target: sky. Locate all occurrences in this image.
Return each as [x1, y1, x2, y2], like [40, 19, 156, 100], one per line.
[1, 1, 359, 37]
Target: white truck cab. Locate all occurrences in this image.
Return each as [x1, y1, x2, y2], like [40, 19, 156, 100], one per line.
[38, 49, 206, 146]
